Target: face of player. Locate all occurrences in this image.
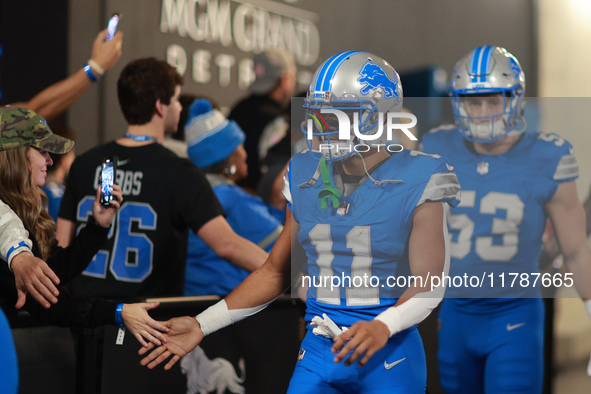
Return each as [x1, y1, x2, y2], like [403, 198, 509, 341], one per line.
[163, 85, 183, 134]
[461, 93, 505, 123]
[229, 144, 248, 181]
[28, 147, 53, 187]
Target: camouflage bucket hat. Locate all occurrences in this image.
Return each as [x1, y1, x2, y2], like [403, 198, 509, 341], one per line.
[0, 106, 74, 154]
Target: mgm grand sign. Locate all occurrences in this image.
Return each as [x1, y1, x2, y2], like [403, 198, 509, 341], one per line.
[160, 0, 320, 90]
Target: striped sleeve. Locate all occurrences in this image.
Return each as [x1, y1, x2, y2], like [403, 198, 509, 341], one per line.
[553, 153, 579, 181]
[417, 171, 461, 208]
[0, 199, 33, 267]
[258, 226, 283, 250]
[282, 164, 293, 207]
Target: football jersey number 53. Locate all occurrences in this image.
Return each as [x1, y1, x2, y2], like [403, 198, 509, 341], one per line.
[447, 191, 524, 261]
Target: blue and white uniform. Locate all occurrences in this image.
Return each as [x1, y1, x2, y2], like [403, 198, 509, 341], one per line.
[184, 175, 282, 296]
[422, 126, 578, 393]
[284, 149, 460, 393]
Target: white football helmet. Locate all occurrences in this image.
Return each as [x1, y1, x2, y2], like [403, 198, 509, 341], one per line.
[450, 46, 526, 142]
[301, 51, 403, 160]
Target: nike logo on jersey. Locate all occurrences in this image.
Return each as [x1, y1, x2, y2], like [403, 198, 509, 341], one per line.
[506, 322, 526, 331]
[117, 159, 130, 166]
[384, 357, 406, 370]
[446, 163, 454, 171]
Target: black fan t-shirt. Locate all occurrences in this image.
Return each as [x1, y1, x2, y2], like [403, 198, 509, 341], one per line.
[59, 141, 224, 299]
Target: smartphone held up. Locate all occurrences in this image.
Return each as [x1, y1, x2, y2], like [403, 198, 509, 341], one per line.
[106, 13, 120, 41]
[100, 156, 118, 206]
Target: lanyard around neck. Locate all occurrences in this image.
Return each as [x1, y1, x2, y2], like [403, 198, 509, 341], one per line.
[124, 133, 160, 143]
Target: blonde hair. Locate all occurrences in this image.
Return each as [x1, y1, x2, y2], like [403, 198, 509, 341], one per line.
[0, 147, 57, 259]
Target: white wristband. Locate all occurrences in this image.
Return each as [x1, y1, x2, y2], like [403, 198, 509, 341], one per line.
[87, 59, 105, 76]
[195, 298, 274, 337]
[584, 299, 591, 320]
[375, 307, 402, 337]
[195, 300, 233, 337]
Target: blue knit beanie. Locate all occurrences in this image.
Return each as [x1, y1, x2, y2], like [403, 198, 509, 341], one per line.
[185, 99, 245, 168]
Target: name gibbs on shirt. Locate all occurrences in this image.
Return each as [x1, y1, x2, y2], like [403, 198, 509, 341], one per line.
[93, 166, 143, 196]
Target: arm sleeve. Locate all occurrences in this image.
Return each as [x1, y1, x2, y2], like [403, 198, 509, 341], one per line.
[375, 206, 451, 336]
[24, 290, 117, 328]
[47, 216, 110, 283]
[0, 199, 33, 268]
[0, 262, 116, 328]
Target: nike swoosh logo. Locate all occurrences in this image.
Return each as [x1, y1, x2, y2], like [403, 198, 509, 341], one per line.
[446, 163, 454, 171]
[117, 159, 130, 167]
[384, 357, 406, 370]
[506, 322, 526, 331]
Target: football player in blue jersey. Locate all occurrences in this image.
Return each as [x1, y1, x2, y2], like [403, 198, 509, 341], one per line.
[139, 51, 461, 393]
[421, 46, 591, 393]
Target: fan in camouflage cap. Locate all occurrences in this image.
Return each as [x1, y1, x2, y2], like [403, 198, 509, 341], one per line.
[0, 106, 74, 153]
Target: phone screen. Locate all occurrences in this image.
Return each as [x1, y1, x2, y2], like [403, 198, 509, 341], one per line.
[100, 157, 116, 205]
[106, 13, 119, 41]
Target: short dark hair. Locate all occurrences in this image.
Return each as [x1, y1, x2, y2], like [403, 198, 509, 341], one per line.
[117, 57, 183, 125]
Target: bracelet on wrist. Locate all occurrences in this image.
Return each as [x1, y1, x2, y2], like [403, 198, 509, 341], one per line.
[83, 64, 100, 82]
[87, 59, 105, 76]
[115, 303, 125, 328]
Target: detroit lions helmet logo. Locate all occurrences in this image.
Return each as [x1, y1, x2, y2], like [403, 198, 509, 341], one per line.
[357, 62, 399, 101]
[509, 57, 521, 80]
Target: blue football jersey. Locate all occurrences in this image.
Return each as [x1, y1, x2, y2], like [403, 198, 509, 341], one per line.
[285, 150, 460, 328]
[422, 127, 578, 304]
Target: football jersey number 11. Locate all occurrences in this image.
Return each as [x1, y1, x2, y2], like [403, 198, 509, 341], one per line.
[309, 224, 380, 306]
